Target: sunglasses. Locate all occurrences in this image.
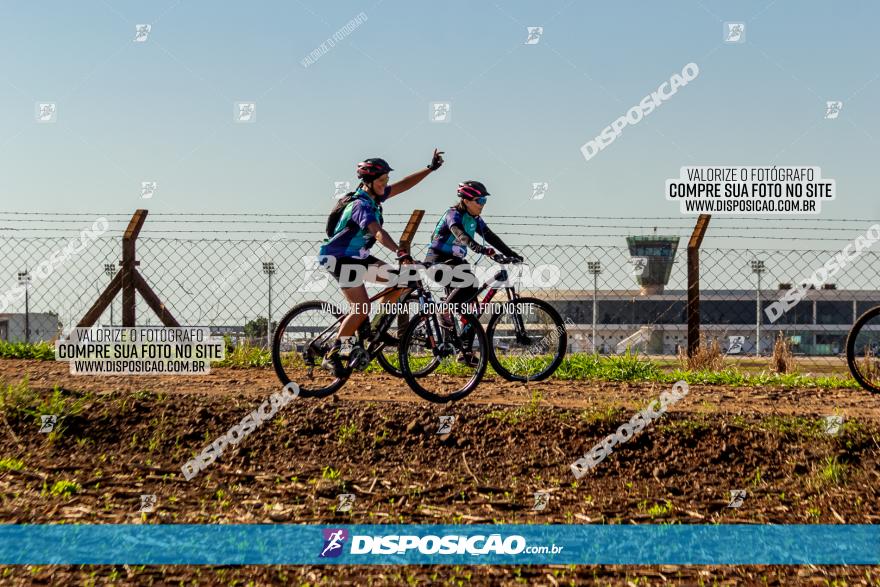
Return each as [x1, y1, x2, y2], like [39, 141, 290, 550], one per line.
[467, 196, 488, 205]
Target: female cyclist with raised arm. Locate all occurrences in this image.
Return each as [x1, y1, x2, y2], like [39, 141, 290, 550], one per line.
[319, 149, 444, 376]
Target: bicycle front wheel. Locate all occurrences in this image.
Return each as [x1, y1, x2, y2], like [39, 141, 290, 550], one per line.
[272, 301, 348, 398]
[399, 313, 488, 403]
[487, 297, 567, 382]
[846, 305, 880, 393]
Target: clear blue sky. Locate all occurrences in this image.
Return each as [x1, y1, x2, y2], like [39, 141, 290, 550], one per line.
[1, 0, 878, 227]
[2, 0, 880, 327]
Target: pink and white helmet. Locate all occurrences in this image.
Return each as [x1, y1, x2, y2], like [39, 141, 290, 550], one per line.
[457, 180, 490, 200]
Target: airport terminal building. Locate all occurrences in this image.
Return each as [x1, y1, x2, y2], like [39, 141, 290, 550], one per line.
[533, 234, 880, 356]
[540, 288, 880, 355]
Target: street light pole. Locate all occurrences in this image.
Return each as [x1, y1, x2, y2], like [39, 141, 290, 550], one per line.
[587, 261, 602, 354]
[263, 262, 275, 348]
[18, 270, 30, 344]
[104, 264, 117, 326]
[751, 260, 766, 356]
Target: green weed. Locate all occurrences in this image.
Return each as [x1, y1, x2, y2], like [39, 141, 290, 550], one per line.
[48, 479, 80, 498]
[321, 466, 341, 481]
[816, 456, 847, 486]
[337, 422, 358, 444]
[0, 340, 55, 360]
[216, 342, 271, 368]
[0, 457, 24, 471]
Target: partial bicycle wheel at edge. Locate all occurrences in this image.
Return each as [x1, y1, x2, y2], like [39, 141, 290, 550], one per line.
[487, 297, 567, 382]
[272, 301, 348, 398]
[846, 305, 880, 393]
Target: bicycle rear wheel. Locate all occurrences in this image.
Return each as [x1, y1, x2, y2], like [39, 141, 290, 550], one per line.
[846, 305, 880, 393]
[272, 301, 348, 398]
[399, 313, 487, 403]
[487, 297, 567, 382]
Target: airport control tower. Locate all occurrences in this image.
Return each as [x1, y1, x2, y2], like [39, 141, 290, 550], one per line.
[626, 235, 680, 295]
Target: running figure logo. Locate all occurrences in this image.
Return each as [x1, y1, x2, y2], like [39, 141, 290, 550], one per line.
[629, 257, 647, 277]
[36, 103, 57, 123]
[531, 182, 549, 200]
[134, 24, 151, 42]
[430, 102, 451, 123]
[823, 414, 844, 435]
[333, 181, 351, 199]
[297, 256, 332, 293]
[532, 491, 549, 511]
[139, 494, 157, 513]
[824, 101, 843, 119]
[727, 489, 747, 508]
[724, 23, 745, 43]
[39, 414, 57, 433]
[525, 27, 543, 45]
[336, 493, 355, 512]
[319, 528, 349, 558]
[141, 181, 157, 199]
[436, 415, 455, 435]
[727, 335, 745, 355]
[235, 102, 256, 123]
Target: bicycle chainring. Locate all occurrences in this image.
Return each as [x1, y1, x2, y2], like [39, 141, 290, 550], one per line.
[347, 346, 370, 371]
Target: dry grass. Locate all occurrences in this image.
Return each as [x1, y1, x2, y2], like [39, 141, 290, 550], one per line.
[677, 335, 723, 371]
[771, 332, 797, 374]
[857, 345, 880, 383]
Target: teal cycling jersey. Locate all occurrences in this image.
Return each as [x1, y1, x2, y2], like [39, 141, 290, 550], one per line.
[428, 206, 488, 259]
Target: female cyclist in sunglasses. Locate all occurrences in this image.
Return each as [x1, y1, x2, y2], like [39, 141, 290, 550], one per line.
[425, 181, 522, 354]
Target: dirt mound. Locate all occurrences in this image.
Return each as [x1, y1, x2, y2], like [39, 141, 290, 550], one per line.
[0, 360, 878, 584]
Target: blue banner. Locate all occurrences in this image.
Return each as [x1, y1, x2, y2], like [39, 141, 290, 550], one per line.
[0, 524, 877, 565]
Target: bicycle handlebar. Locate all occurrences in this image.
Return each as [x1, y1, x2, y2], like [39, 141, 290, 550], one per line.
[491, 254, 524, 265]
[396, 254, 523, 266]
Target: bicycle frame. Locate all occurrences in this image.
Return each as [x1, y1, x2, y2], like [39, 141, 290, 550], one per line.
[299, 262, 524, 362]
[300, 284, 412, 356]
[452, 266, 530, 340]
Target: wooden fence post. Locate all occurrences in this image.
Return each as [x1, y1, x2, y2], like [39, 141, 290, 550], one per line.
[687, 214, 711, 358]
[77, 209, 180, 329]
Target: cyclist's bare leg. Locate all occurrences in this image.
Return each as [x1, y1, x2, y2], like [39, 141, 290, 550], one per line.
[336, 261, 408, 337]
[335, 261, 392, 338]
[338, 284, 370, 337]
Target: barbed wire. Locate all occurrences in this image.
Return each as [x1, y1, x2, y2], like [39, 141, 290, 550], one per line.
[1, 211, 878, 223]
[7, 217, 877, 234]
[0, 227, 870, 242]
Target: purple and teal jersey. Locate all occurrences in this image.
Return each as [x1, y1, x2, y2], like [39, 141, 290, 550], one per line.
[429, 207, 488, 259]
[319, 187, 390, 259]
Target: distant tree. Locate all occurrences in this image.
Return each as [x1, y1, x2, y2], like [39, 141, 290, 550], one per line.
[243, 317, 277, 341]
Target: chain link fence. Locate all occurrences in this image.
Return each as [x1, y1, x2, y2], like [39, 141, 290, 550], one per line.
[1, 213, 879, 373]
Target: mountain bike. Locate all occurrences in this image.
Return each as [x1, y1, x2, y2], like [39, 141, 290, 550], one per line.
[438, 255, 568, 382]
[271, 262, 489, 403]
[846, 305, 880, 393]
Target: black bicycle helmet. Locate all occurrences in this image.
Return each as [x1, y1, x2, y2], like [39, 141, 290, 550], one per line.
[357, 158, 393, 181]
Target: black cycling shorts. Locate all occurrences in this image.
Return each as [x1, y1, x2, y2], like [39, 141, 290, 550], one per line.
[321, 255, 381, 285]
